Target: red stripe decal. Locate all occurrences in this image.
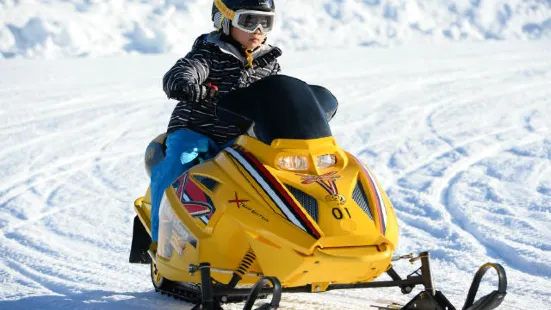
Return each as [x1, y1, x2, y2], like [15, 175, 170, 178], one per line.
[183, 203, 212, 217]
[354, 157, 385, 235]
[317, 180, 334, 195]
[176, 173, 187, 199]
[185, 175, 207, 203]
[330, 180, 338, 195]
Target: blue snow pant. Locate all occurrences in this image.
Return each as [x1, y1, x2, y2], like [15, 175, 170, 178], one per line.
[150, 129, 232, 242]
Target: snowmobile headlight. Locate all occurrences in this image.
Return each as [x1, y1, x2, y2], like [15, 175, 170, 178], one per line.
[316, 154, 337, 169]
[277, 155, 309, 171]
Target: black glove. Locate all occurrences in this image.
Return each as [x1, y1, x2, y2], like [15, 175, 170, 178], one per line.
[184, 83, 219, 103]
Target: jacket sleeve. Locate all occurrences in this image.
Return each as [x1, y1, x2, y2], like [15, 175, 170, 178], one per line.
[271, 61, 281, 75]
[254, 46, 282, 76]
[163, 46, 212, 101]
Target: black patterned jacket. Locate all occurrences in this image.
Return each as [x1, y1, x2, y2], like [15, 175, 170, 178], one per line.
[163, 31, 282, 144]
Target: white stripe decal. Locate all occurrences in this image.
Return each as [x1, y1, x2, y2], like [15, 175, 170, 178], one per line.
[225, 147, 307, 232]
[183, 193, 209, 224]
[363, 167, 387, 228]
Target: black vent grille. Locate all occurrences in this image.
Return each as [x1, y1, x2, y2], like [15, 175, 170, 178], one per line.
[193, 175, 219, 191]
[353, 181, 373, 220]
[285, 185, 318, 222]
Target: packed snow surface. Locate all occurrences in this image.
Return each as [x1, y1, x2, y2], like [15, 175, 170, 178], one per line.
[1, 41, 550, 309]
[1, 0, 551, 59]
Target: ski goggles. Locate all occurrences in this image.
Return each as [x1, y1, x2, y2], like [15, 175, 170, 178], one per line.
[232, 10, 275, 33]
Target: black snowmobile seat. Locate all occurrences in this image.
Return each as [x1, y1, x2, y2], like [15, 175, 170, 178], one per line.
[144, 133, 167, 177]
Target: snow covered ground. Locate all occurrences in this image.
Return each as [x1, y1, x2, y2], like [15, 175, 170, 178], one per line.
[1, 0, 551, 59]
[1, 40, 550, 309]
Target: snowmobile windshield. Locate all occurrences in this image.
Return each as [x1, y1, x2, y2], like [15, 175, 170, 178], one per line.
[216, 75, 338, 145]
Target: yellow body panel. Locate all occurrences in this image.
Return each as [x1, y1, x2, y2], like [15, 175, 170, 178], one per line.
[135, 135, 399, 289]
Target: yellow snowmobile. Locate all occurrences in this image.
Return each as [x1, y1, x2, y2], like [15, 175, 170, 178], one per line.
[129, 75, 507, 310]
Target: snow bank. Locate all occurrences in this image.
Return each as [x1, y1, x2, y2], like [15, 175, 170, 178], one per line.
[0, 0, 550, 59]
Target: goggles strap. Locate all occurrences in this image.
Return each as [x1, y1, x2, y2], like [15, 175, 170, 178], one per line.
[214, 0, 236, 20]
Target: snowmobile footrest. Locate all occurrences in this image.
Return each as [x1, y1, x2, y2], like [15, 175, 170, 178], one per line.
[129, 215, 152, 264]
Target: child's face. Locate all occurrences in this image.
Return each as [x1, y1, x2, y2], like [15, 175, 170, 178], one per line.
[231, 27, 265, 50]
